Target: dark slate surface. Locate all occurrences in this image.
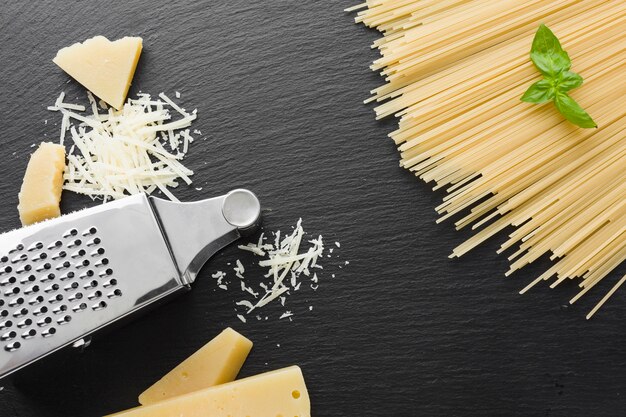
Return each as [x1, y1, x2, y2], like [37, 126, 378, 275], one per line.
[0, 1, 625, 416]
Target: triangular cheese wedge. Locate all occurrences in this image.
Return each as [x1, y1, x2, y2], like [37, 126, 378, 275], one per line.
[53, 36, 142, 109]
[138, 328, 253, 405]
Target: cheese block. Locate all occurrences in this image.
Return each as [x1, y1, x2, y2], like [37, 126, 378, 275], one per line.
[138, 328, 253, 405]
[108, 366, 310, 417]
[53, 36, 142, 109]
[18, 142, 66, 226]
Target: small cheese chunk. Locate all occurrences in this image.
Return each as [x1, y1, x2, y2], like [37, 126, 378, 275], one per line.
[18, 142, 66, 226]
[109, 366, 310, 417]
[53, 36, 143, 109]
[138, 328, 253, 405]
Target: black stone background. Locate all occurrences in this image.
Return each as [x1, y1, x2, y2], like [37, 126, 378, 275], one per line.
[0, 1, 625, 416]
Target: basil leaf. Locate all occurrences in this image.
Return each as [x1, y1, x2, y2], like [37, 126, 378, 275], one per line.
[521, 79, 555, 103]
[522, 24, 595, 129]
[554, 93, 597, 128]
[530, 24, 571, 77]
[557, 71, 583, 93]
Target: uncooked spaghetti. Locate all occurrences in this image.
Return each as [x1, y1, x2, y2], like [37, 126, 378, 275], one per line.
[348, 0, 625, 318]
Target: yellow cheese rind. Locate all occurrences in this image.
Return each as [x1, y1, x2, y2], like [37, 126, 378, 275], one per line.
[53, 36, 143, 109]
[138, 328, 253, 405]
[108, 366, 310, 417]
[18, 142, 66, 226]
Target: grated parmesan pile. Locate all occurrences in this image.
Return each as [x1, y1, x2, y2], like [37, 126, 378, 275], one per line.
[47, 91, 199, 202]
[212, 219, 342, 323]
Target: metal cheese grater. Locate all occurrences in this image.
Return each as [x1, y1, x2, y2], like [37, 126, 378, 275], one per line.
[0, 189, 261, 380]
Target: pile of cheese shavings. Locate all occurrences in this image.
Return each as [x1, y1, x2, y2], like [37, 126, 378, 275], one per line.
[48, 91, 198, 202]
[219, 219, 330, 322]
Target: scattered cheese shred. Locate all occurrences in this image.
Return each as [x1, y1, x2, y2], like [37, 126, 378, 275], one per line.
[238, 220, 327, 318]
[214, 221, 343, 322]
[48, 91, 198, 202]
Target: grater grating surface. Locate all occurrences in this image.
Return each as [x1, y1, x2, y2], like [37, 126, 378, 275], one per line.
[0, 226, 118, 354]
[0, 194, 184, 379]
[0, 190, 260, 380]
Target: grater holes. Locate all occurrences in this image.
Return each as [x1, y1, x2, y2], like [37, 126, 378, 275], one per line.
[1, 230, 115, 352]
[107, 289, 122, 299]
[63, 229, 78, 238]
[47, 240, 62, 250]
[103, 279, 117, 288]
[5, 341, 21, 352]
[52, 251, 66, 260]
[99, 268, 113, 278]
[20, 274, 36, 284]
[94, 258, 109, 267]
[84, 280, 98, 290]
[83, 227, 98, 236]
[27, 242, 44, 252]
[11, 253, 27, 263]
[0, 276, 16, 286]
[44, 284, 60, 293]
[41, 273, 55, 283]
[67, 239, 82, 248]
[68, 292, 83, 302]
[24, 285, 40, 295]
[42, 327, 56, 337]
[72, 302, 87, 313]
[71, 249, 86, 259]
[90, 248, 105, 257]
[48, 294, 63, 304]
[16, 264, 32, 274]
[52, 305, 68, 315]
[33, 306, 48, 316]
[4, 287, 20, 296]
[35, 263, 52, 272]
[1, 331, 17, 341]
[32, 252, 47, 262]
[16, 319, 31, 328]
[8, 297, 24, 307]
[9, 244, 24, 254]
[21, 329, 36, 339]
[79, 270, 94, 279]
[60, 271, 75, 281]
[28, 295, 44, 306]
[55, 261, 71, 271]
[87, 291, 102, 300]
[37, 317, 52, 327]
[92, 301, 107, 311]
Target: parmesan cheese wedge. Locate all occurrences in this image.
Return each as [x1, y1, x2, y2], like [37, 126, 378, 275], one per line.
[108, 366, 310, 417]
[53, 36, 143, 109]
[138, 328, 253, 405]
[17, 142, 66, 226]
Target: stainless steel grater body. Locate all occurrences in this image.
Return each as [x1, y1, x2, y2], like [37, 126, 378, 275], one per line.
[0, 189, 260, 380]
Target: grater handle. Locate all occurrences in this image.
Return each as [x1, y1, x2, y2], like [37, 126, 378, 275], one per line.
[150, 189, 261, 284]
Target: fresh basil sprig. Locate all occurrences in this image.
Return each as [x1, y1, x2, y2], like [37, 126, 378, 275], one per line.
[521, 24, 596, 128]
